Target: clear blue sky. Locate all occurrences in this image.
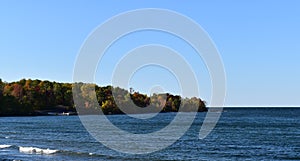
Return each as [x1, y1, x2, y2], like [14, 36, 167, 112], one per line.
[1, 1, 300, 107]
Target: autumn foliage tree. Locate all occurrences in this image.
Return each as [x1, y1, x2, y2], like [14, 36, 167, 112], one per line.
[0, 78, 207, 116]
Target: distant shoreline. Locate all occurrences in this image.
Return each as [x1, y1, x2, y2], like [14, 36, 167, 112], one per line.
[0, 78, 207, 116]
[1, 107, 299, 117]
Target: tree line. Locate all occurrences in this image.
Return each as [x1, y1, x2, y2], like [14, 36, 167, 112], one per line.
[0, 78, 207, 116]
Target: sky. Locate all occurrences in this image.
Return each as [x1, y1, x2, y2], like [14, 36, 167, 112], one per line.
[1, 1, 300, 107]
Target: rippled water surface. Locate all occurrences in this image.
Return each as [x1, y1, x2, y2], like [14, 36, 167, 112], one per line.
[0, 108, 299, 160]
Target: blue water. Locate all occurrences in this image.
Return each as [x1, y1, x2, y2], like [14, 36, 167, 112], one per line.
[0, 108, 299, 160]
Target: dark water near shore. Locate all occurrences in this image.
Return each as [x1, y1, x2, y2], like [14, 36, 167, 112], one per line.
[0, 108, 299, 160]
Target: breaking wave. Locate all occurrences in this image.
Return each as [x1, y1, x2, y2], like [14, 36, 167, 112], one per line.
[19, 146, 59, 154]
[0, 144, 12, 149]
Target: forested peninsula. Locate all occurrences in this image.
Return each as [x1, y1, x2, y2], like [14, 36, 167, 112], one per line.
[0, 79, 207, 116]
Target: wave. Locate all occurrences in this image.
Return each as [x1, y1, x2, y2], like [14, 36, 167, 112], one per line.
[0, 144, 12, 149]
[19, 146, 58, 154]
[4, 144, 103, 158]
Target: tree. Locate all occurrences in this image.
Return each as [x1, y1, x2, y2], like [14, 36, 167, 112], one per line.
[0, 78, 207, 116]
[0, 79, 4, 96]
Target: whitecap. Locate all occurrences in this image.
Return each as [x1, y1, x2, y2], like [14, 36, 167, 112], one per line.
[42, 148, 58, 154]
[5, 136, 9, 139]
[0, 144, 12, 148]
[19, 146, 58, 154]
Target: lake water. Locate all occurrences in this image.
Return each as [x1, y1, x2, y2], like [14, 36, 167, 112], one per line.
[0, 108, 299, 160]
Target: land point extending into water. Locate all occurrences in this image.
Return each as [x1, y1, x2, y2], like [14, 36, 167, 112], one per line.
[0, 78, 207, 116]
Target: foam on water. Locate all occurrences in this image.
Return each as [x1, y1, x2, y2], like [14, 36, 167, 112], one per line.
[0, 144, 12, 148]
[19, 146, 58, 154]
